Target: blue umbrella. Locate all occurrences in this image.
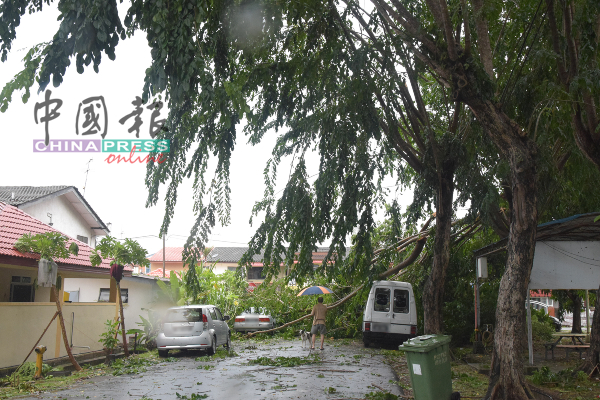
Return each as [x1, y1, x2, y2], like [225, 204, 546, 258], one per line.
[297, 286, 334, 296]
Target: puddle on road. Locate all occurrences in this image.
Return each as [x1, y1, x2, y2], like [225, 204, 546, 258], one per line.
[21, 339, 403, 400]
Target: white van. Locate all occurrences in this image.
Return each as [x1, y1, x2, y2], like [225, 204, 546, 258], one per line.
[362, 281, 417, 347]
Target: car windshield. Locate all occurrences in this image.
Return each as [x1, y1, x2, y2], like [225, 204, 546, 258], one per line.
[165, 308, 202, 323]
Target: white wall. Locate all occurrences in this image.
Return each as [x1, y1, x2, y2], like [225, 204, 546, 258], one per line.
[0, 302, 115, 369]
[20, 195, 94, 244]
[530, 241, 600, 289]
[64, 277, 158, 328]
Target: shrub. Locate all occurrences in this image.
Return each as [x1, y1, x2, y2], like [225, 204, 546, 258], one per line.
[530, 309, 554, 342]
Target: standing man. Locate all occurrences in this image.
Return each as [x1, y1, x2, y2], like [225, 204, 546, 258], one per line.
[310, 297, 328, 350]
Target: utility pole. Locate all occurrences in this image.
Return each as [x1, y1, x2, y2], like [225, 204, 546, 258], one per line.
[162, 232, 166, 279]
[82, 159, 92, 197]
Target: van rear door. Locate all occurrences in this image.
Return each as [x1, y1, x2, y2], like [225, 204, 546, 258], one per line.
[371, 286, 392, 332]
[391, 288, 411, 334]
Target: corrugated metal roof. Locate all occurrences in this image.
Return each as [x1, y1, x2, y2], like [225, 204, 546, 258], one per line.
[474, 212, 600, 257]
[0, 186, 70, 205]
[0, 202, 119, 270]
[208, 247, 263, 263]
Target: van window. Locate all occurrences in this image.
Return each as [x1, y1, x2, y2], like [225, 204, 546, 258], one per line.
[393, 289, 409, 313]
[166, 308, 202, 323]
[374, 288, 390, 312]
[214, 308, 223, 320]
[209, 308, 217, 321]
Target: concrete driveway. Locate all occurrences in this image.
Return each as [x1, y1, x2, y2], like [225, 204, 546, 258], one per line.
[24, 338, 403, 399]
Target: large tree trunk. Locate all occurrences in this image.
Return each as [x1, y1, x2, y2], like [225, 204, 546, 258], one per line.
[423, 163, 455, 334]
[567, 290, 583, 334]
[485, 143, 537, 400]
[459, 97, 537, 400]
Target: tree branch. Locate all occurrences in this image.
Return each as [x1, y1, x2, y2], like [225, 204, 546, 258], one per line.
[472, 0, 494, 77]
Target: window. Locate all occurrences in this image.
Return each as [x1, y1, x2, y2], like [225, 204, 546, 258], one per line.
[165, 308, 202, 323]
[76, 235, 88, 244]
[209, 308, 217, 321]
[227, 266, 237, 272]
[248, 267, 265, 280]
[374, 288, 390, 312]
[393, 289, 409, 314]
[10, 276, 34, 302]
[214, 308, 223, 321]
[98, 288, 128, 303]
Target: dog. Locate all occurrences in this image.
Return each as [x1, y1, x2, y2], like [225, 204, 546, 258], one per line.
[300, 329, 313, 348]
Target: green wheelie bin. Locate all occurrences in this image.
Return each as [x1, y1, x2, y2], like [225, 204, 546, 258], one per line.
[399, 334, 453, 400]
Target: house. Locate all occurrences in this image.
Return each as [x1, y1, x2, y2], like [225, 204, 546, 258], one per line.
[0, 186, 110, 247]
[529, 290, 559, 317]
[145, 246, 335, 284]
[0, 202, 124, 369]
[0, 186, 161, 353]
[146, 247, 189, 276]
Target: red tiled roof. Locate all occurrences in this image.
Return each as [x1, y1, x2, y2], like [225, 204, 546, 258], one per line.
[148, 247, 186, 262]
[247, 282, 260, 292]
[0, 202, 120, 270]
[146, 269, 182, 278]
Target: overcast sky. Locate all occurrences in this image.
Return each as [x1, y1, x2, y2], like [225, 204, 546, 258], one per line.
[0, 4, 413, 256]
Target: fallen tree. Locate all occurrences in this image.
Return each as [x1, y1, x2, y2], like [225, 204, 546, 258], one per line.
[247, 216, 481, 337]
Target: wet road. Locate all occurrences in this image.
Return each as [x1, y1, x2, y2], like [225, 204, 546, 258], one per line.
[24, 338, 403, 400]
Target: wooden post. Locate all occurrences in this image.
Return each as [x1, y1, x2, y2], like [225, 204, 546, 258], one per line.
[117, 282, 129, 357]
[527, 290, 533, 365]
[109, 277, 117, 303]
[52, 286, 82, 371]
[586, 290, 590, 342]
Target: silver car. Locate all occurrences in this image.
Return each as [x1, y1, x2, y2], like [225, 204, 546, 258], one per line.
[233, 307, 276, 333]
[156, 305, 231, 357]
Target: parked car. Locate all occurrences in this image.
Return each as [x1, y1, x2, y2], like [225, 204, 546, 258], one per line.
[362, 281, 417, 347]
[233, 307, 276, 332]
[156, 305, 231, 357]
[549, 316, 562, 332]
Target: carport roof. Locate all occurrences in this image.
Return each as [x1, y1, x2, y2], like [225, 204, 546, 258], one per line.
[474, 212, 600, 258]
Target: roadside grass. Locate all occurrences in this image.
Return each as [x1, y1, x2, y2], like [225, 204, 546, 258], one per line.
[0, 363, 106, 399]
[0, 350, 161, 399]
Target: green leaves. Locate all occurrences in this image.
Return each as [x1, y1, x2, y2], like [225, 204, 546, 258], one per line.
[90, 235, 149, 268]
[14, 232, 79, 262]
[0, 43, 46, 113]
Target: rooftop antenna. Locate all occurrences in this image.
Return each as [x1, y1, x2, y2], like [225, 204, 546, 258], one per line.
[83, 159, 93, 197]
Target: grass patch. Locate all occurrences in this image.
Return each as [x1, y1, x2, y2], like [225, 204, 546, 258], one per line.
[111, 355, 160, 376]
[248, 355, 320, 367]
[365, 392, 398, 400]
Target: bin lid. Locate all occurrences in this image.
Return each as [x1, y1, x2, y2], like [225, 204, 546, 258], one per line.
[399, 334, 451, 352]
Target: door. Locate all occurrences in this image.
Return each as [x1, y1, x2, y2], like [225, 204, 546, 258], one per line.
[214, 308, 227, 344]
[391, 289, 411, 334]
[209, 308, 222, 345]
[371, 287, 392, 333]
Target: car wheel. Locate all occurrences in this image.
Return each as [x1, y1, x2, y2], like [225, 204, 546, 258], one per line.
[224, 332, 231, 349]
[363, 340, 370, 348]
[158, 349, 169, 358]
[207, 336, 217, 356]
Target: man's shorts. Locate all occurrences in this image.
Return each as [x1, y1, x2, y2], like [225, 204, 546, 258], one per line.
[311, 324, 327, 335]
